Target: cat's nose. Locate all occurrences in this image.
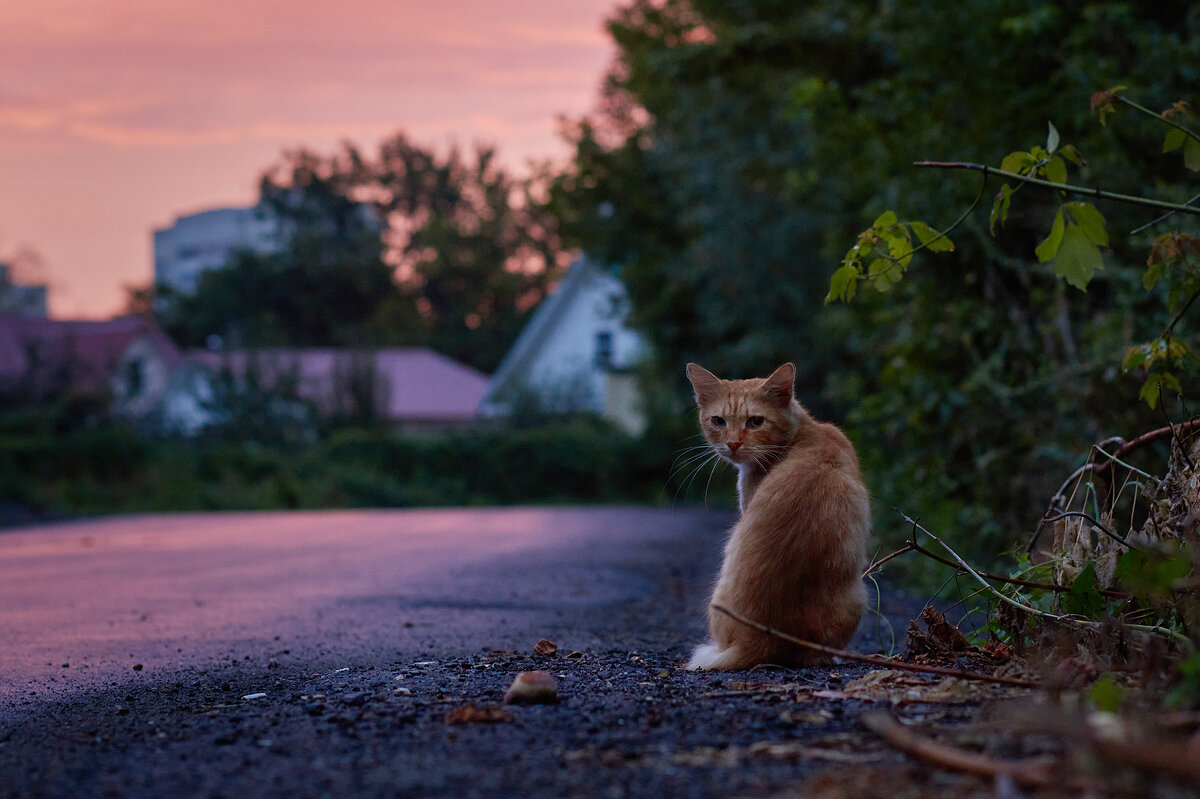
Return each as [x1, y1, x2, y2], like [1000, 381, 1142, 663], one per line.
[727, 442, 741, 453]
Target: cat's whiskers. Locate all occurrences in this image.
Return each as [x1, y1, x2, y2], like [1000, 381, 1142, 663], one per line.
[746, 444, 789, 471]
[669, 449, 719, 485]
[680, 453, 723, 505]
[668, 447, 724, 505]
[670, 444, 718, 471]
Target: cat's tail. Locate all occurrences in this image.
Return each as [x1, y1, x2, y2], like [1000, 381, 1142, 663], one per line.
[685, 640, 750, 671]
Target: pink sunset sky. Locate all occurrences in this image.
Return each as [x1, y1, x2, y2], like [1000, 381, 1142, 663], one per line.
[0, 0, 621, 319]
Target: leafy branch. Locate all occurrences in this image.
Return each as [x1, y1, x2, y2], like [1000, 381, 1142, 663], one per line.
[893, 510, 1193, 648]
[910, 161, 1200, 218]
[828, 90, 1200, 406]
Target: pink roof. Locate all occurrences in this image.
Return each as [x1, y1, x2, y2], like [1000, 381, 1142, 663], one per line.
[187, 347, 489, 421]
[0, 315, 180, 395]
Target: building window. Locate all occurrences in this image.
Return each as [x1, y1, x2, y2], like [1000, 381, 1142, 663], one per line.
[595, 331, 614, 369]
[125, 359, 144, 397]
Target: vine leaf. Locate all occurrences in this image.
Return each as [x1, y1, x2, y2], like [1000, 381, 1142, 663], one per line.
[1054, 223, 1104, 289]
[1139, 372, 1182, 408]
[1036, 203, 1108, 290]
[1035, 207, 1066, 262]
[1068, 202, 1109, 247]
[1062, 564, 1105, 618]
[909, 220, 955, 252]
[990, 184, 1013, 233]
[826, 264, 859, 303]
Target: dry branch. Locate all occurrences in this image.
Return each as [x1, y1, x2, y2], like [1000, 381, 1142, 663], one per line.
[862, 543, 916, 579]
[860, 711, 1056, 787]
[1088, 733, 1200, 784]
[907, 539, 1129, 599]
[710, 604, 1040, 688]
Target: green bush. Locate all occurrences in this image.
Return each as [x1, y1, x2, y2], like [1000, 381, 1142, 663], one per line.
[0, 415, 691, 524]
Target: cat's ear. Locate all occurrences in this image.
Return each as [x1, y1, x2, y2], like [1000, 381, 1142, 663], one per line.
[686, 363, 722, 405]
[761, 363, 795, 407]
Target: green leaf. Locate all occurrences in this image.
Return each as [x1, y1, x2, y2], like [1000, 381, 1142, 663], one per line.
[1067, 202, 1108, 247]
[1140, 375, 1164, 408]
[1090, 675, 1126, 713]
[1164, 128, 1187, 153]
[1042, 155, 1068, 185]
[1000, 151, 1035, 175]
[910, 220, 954, 252]
[989, 184, 1013, 233]
[873, 210, 899, 229]
[1186, 137, 1200, 172]
[868, 258, 902, 291]
[1138, 372, 1182, 408]
[1143, 260, 1165, 291]
[1116, 546, 1192, 598]
[1122, 344, 1150, 371]
[1062, 564, 1106, 618]
[1035, 207, 1066, 262]
[1046, 121, 1060, 154]
[1052, 222, 1103, 290]
[826, 264, 859, 304]
[1058, 144, 1085, 167]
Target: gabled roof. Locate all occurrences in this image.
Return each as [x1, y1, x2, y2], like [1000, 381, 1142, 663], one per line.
[187, 347, 489, 421]
[0, 315, 180, 395]
[479, 256, 604, 412]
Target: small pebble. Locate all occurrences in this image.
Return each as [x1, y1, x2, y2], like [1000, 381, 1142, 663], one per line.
[242, 692, 267, 700]
[503, 670, 559, 705]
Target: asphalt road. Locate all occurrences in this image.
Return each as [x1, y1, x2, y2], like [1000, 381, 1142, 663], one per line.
[1, 507, 731, 712]
[0, 506, 928, 798]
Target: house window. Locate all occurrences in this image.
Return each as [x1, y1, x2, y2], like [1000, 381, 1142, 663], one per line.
[595, 331, 614, 369]
[125, 359, 144, 397]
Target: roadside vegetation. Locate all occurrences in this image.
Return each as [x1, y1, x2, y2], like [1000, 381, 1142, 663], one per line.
[0, 404, 694, 522]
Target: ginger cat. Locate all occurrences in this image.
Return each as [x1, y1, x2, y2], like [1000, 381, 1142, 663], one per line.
[684, 362, 869, 670]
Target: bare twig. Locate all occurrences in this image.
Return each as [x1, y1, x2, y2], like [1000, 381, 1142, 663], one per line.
[908, 539, 1129, 600]
[862, 543, 916, 579]
[1131, 190, 1200, 235]
[913, 161, 1200, 216]
[900, 511, 1194, 647]
[897, 511, 1095, 630]
[1088, 729, 1200, 784]
[709, 603, 1040, 688]
[1115, 94, 1200, 146]
[1040, 511, 1140, 551]
[1028, 427, 1200, 553]
[861, 711, 1056, 787]
[1107, 420, 1200, 467]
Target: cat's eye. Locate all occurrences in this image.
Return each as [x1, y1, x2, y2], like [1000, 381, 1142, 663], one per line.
[710, 416, 726, 428]
[746, 416, 765, 429]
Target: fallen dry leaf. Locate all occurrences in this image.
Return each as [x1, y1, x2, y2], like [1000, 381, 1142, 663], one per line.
[533, 639, 558, 657]
[907, 605, 973, 657]
[840, 670, 990, 705]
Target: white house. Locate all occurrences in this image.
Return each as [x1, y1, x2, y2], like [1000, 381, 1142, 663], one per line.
[0, 316, 180, 416]
[479, 257, 649, 435]
[153, 205, 283, 296]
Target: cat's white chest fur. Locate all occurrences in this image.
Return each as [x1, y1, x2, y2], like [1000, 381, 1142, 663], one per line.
[735, 463, 765, 513]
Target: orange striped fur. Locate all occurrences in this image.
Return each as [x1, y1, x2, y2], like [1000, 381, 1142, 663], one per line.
[684, 362, 869, 670]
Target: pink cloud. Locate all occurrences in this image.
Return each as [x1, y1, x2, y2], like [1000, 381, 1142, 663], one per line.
[0, 0, 621, 318]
